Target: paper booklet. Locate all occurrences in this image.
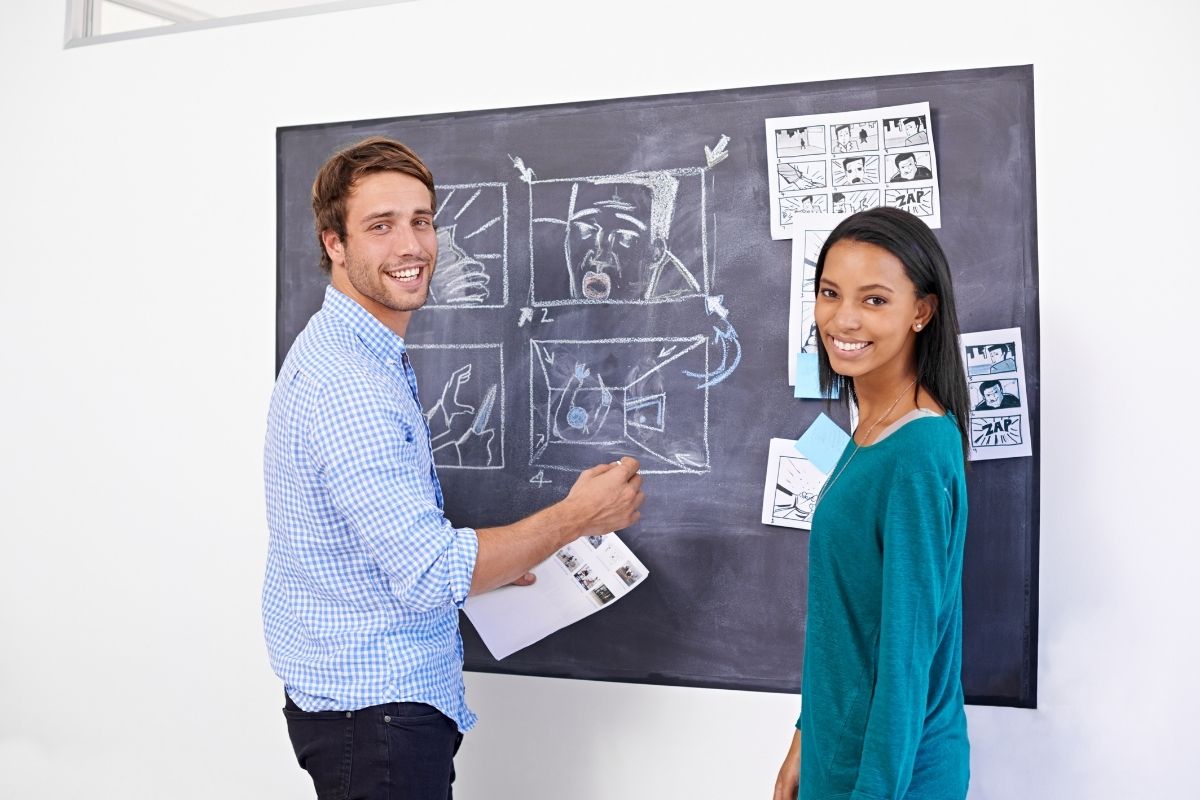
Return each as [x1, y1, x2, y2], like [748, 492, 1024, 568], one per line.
[463, 532, 649, 660]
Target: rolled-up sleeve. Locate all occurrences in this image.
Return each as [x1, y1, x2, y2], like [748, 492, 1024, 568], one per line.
[307, 370, 478, 612]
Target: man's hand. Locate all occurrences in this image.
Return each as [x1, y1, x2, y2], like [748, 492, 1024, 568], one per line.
[560, 457, 644, 541]
[772, 729, 800, 800]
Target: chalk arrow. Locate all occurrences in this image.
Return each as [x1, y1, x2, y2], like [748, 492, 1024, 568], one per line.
[705, 134, 731, 168]
[681, 320, 742, 389]
[704, 294, 729, 320]
[508, 154, 535, 183]
[657, 345, 677, 359]
[518, 307, 534, 327]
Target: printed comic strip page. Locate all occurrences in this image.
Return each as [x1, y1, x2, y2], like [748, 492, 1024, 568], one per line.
[761, 438, 828, 531]
[764, 102, 941, 240]
[960, 327, 1033, 461]
[463, 532, 649, 660]
[788, 216, 839, 384]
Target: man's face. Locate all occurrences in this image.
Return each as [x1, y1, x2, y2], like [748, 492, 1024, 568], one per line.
[833, 198, 847, 213]
[325, 171, 437, 329]
[983, 385, 1003, 407]
[800, 197, 814, 211]
[897, 156, 917, 180]
[568, 185, 654, 300]
[904, 120, 919, 138]
[845, 159, 865, 183]
[986, 348, 1005, 365]
[837, 127, 851, 146]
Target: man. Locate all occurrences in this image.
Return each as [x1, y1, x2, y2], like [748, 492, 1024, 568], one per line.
[833, 124, 857, 153]
[984, 343, 1016, 373]
[902, 115, 929, 146]
[263, 137, 645, 799]
[974, 379, 1021, 410]
[842, 156, 866, 184]
[889, 151, 933, 182]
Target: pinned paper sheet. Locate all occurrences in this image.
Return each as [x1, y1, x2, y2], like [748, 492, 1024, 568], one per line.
[794, 353, 838, 399]
[794, 413, 850, 474]
[761, 438, 827, 530]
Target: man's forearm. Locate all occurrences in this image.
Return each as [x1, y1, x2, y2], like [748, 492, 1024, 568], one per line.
[470, 500, 582, 595]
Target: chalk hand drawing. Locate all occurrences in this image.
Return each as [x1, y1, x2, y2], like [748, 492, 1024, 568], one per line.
[705, 134, 731, 168]
[429, 226, 490, 305]
[407, 343, 506, 470]
[530, 337, 710, 474]
[428, 183, 509, 308]
[529, 168, 708, 305]
[424, 364, 498, 467]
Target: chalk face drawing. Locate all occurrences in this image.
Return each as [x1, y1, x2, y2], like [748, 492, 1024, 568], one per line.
[406, 343, 505, 469]
[529, 337, 711, 474]
[428, 182, 509, 308]
[528, 169, 709, 306]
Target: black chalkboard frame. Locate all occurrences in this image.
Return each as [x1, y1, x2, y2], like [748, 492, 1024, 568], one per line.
[277, 65, 1040, 708]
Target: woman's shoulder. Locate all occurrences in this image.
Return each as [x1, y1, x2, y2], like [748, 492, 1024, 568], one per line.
[874, 412, 964, 474]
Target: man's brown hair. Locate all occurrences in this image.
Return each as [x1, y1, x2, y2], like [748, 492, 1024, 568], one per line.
[311, 136, 436, 273]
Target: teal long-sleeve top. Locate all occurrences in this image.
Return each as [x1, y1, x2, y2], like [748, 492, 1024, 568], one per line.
[798, 413, 970, 800]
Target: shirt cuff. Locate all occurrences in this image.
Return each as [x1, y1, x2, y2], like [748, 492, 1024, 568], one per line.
[447, 526, 479, 609]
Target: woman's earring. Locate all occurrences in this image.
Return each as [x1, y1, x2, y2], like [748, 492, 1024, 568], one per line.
[914, 323, 923, 331]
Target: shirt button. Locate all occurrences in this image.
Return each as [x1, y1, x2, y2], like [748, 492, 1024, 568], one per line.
[384, 715, 391, 722]
[346, 712, 352, 718]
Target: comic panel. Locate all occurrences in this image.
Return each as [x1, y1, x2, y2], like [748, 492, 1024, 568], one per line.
[883, 114, 930, 149]
[799, 300, 818, 354]
[970, 378, 1022, 412]
[885, 186, 935, 217]
[406, 343, 504, 470]
[830, 189, 880, 215]
[530, 337, 711, 474]
[771, 454, 823, 527]
[830, 121, 880, 153]
[830, 154, 879, 187]
[885, 150, 934, 183]
[971, 415, 1024, 448]
[615, 561, 644, 587]
[775, 125, 827, 157]
[779, 193, 828, 225]
[556, 546, 580, 572]
[590, 584, 617, 606]
[965, 341, 1018, 376]
[573, 565, 600, 591]
[429, 183, 508, 308]
[777, 159, 827, 193]
[529, 170, 708, 305]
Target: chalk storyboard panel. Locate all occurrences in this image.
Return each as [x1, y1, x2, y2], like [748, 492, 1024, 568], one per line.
[277, 65, 1040, 707]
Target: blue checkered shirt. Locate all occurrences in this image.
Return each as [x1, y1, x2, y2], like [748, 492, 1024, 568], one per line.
[262, 286, 479, 731]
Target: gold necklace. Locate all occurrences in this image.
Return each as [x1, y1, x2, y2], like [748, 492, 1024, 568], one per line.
[814, 378, 917, 510]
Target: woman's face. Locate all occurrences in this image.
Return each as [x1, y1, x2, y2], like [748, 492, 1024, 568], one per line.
[815, 239, 932, 382]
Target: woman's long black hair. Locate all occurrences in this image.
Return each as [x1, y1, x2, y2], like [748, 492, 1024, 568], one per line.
[814, 206, 971, 458]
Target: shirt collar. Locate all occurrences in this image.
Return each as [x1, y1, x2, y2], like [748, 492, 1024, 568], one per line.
[322, 285, 408, 364]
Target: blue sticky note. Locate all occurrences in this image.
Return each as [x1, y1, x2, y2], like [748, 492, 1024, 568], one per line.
[794, 353, 838, 399]
[795, 412, 851, 474]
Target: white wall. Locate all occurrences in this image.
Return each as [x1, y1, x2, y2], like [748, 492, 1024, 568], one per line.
[1, 1, 1196, 797]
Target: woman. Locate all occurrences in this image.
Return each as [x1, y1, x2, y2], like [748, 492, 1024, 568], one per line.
[773, 207, 971, 800]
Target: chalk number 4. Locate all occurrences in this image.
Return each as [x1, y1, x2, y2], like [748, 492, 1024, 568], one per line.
[529, 470, 552, 487]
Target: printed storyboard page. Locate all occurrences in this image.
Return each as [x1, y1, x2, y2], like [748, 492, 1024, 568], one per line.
[788, 217, 838, 384]
[761, 438, 827, 531]
[464, 532, 649, 660]
[765, 102, 941, 240]
[961, 327, 1033, 461]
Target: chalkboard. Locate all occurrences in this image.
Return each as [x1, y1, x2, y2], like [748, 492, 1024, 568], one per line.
[277, 65, 1039, 707]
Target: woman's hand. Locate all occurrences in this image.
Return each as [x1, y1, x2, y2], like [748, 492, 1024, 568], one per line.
[772, 729, 801, 800]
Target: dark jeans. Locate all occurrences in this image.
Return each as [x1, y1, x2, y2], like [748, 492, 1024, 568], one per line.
[283, 692, 463, 800]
